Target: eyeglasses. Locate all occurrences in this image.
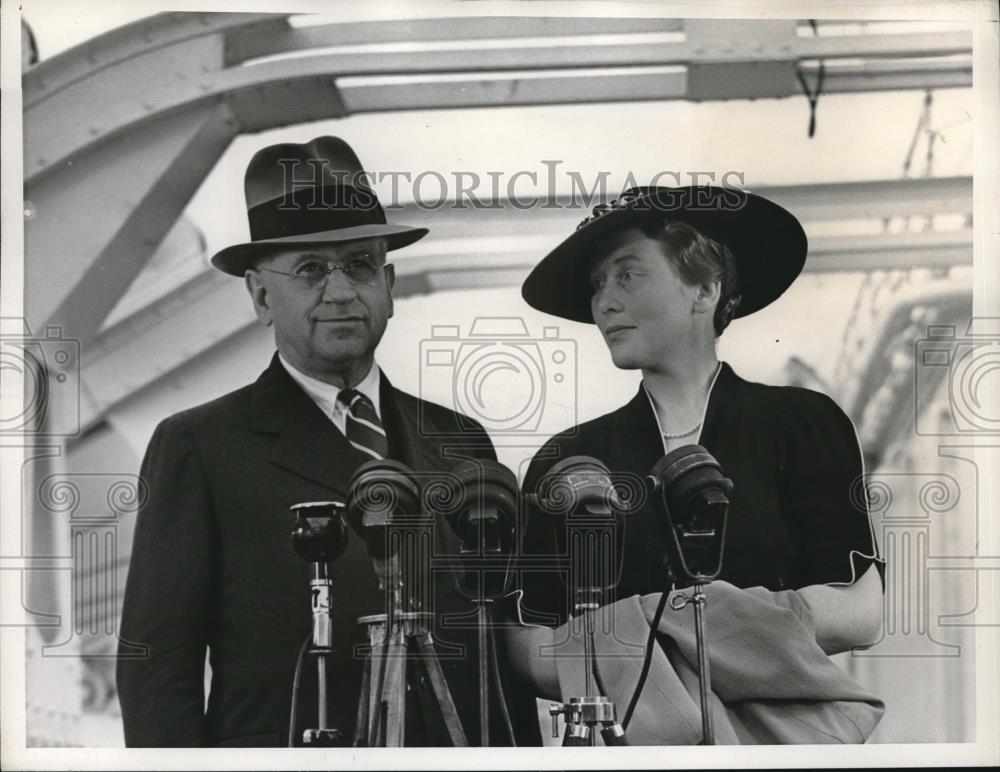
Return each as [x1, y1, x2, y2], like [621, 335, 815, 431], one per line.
[259, 258, 386, 289]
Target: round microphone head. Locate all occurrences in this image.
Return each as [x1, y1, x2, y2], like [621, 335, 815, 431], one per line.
[447, 458, 518, 514]
[650, 445, 731, 518]
[438, 459, 518, 551]
[289, 501, 349, 563]
[346, 458, 421, 558]
[536, 455, 622, 517]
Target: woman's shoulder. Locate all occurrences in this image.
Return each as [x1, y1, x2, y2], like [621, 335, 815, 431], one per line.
[523, 390, 650, 483]
[725, 366, 852, 426]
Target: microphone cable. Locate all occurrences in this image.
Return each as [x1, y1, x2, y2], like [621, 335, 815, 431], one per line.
[621, 590, 670, 730]
[287, 633, 311, 747]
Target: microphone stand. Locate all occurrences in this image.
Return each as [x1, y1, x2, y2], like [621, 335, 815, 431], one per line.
[352, 528, 469, 747]
[462, 571, 518, 747]
[646, 446, 731, 746]
[666, 581, 714, 744]
[548, 587, 629, 747]
[536, 456, 631, 747]
[289, 501, 350, 747]
[443, 459, 521, 747]
[305, 560, 342, 746]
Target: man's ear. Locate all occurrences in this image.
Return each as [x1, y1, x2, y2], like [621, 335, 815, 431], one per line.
[693, 279, 722, 315]
[245, 269, 274, 327]
[383, 262, 396, 319]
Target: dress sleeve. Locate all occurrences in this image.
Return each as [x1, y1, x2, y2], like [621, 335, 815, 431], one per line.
[117, 415, 214, 746]
[777, 389, 885, 588]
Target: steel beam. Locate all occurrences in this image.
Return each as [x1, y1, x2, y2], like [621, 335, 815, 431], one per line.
[226, 16, 686, 64]
[23, 13, 280, 107]
[25, 16, 972, 180]
[339, 68, 689, 112]
[25, 100, 238, 343]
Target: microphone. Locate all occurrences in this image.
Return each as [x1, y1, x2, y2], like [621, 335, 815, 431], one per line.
[346, 459, 421, 586]
[441, 459, 517, 599]
[444, 459, 517, 554]
[534, 457, 633, 745]
[290, 501, 350, 651]
[288, 501, 351, 747]
[647, 445, 732, 587]
[533, 455, 627, 600]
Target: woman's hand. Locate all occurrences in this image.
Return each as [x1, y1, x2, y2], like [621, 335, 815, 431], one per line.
[502, 623, 561, 701]
[795, 563, 883, 654]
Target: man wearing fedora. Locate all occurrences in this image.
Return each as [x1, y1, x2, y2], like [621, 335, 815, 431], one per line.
[116, 137, 520, 747]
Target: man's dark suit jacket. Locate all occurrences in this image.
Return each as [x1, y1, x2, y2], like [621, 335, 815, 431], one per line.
[117, 354, 519, 747]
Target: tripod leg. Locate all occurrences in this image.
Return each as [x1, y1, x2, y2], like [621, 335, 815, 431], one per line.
[600, 722, 630, 746]
[369, 626, 391, 747]
[380, 631, 408, 747]
[352, 651, 371, 746]
[562, 722, 591, 747]
[413, 632, 469, 747]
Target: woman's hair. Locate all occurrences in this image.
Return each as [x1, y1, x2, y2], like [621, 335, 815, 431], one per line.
[637, 218, 742, 336]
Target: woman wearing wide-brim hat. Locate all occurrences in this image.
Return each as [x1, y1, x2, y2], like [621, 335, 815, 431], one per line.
[506, 186, 885, 740]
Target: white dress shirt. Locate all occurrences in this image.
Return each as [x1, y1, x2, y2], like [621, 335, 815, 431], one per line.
[278, 354, 382, 436]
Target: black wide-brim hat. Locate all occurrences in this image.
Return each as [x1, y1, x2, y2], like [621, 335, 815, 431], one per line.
[521, 185, 807, 324]
[211, 136, 427, 276]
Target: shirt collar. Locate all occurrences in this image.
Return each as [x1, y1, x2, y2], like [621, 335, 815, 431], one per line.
[278, 353, 382, 419]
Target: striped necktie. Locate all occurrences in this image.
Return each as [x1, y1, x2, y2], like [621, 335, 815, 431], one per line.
[338, 389, 388, 460]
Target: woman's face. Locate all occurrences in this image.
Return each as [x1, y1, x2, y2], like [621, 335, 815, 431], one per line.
[588, 227, 702, 370]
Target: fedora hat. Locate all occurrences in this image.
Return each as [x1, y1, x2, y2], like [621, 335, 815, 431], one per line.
[211, 136, 427, 276]
[521, 185, 807, 324]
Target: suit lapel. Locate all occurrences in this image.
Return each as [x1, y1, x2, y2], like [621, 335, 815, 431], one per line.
[379, 371, 451, 472]
[251, 354, 362, 497]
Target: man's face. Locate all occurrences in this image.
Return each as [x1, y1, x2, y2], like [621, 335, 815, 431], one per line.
[245, 238, 395, 384]
[589, 228, 701, 370]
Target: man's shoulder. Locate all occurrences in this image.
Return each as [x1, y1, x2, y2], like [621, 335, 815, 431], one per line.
[390, 386, 491, 438]
[154, 381, 256, 438]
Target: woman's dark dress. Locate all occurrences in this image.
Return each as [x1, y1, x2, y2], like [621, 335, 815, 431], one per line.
[516, 362, 884, 626]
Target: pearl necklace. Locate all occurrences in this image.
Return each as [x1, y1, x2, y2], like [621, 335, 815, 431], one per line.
[654, 362, 721, 441]
[662, 421, 702, 440]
